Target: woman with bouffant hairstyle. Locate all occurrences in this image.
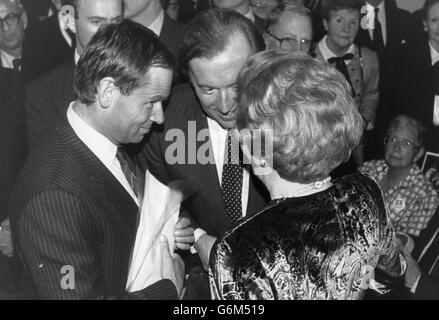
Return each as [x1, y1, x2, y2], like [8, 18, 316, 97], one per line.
[209, 51, 406, 300]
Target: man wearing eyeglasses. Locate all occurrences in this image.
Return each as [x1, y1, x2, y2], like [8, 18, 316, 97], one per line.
[0, 0, 27, 71]
[263, 3, 313, 54]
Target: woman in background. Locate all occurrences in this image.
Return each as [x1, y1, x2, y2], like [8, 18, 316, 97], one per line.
[360, 115, 439, 256]
[209, 51, 405, 300]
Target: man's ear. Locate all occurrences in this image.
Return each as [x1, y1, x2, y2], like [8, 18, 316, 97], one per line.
[323, 19, 329, 32]
[97, 77, 117, 109]
[22, 9, 28, 30]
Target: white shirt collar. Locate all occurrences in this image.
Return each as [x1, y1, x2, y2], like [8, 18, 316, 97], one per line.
[58, 10, 75, 47]
[244, 9, 255, 23]
[0, 50, 19, 69]
[430, 42, 439, 66]
[74, 49, 80, 65]
[67, 103, 118, 165]
[147, 9, 164, 36]
[318, 35, 355, 62]
[365, 1, 387, 45]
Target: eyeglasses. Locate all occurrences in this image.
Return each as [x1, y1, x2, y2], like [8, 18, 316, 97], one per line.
[0, 12, 22, 30]
[265, 32, 312, 52]
[384, 136, 421, 151]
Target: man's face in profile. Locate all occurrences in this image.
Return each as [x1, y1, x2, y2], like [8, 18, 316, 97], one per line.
[108, 67, 173, 144]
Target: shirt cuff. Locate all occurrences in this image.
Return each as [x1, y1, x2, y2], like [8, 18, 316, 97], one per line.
[410, 274, 422, 294]
[189, 228, 207, 254]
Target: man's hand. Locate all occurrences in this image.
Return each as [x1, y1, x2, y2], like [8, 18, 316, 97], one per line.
[396, 237, 422, 290]
[159, 235, 185, 298]
[174, 217, 195, 251]
[0, 218, 12, 258]
[194, 234, 217, 271]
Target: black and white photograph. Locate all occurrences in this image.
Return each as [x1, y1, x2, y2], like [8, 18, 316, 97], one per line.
[1, 0, 439, 305]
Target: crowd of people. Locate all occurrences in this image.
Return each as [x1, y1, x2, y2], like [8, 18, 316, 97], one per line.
[1, 0, 439, 300]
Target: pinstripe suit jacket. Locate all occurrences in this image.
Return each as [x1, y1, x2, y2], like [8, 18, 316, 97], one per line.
[8, 123, 177, 299]
[137, 84, 270, 238]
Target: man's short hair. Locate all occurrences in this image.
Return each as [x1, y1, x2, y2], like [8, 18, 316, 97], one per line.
[237, 50, 363, 183]
[320, 0, 363, 21]
[75, 19, 175, 105]
[266, 4, 312, 31]
[179, 8, 265, 72]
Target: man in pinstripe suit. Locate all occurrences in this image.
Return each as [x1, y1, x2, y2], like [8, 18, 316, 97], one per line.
[8, 20, 183, 299]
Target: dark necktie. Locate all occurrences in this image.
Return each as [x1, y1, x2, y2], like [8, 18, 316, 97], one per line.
[433, 61, 439, 95]
[116, 147, 140, 198]
[328, 53, 354, 93]
[12, 58, 21, 72]
[221, 131, 243, 223]
[372, 7, 385, 56]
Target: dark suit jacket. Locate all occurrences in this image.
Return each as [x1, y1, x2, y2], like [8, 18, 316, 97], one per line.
[8, 122, 177, 299]
[160, 14, 186, 59]
[0, 68, 27, 221]
[22, 14, 74, 83]
[397, 39, 439, 152]
[136, 84, 270, 238]
[25, 56, 75, 152]
[356, 0, 413, 140]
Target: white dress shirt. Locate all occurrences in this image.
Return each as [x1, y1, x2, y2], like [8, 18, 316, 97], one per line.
[244, 9, 255, 23]
[430, 43, 439, 126]
[67, 103, 140, 206]
[318, 35, 355, 64]
[0, 50, 20, 70]
[147, 9, 165, 37]
[366, 1, 387, 46]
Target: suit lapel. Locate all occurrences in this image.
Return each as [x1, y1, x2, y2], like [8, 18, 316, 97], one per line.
[183, 98, 227, 216]
[59, 124, 139, 223]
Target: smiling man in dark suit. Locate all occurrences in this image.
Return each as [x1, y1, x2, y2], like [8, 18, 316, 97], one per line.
[137, 9, 269, 284]
[9, 19, 183, 300]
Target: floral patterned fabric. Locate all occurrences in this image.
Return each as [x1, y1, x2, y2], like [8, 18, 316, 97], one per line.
[360, 160, 439, 237]
[209, 172, 405, 300]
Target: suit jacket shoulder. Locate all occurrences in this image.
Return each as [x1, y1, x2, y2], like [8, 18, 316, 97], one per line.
[25, 56, 75, 151]
[22, 15, 73, 82]
[160, 14, 187, 58]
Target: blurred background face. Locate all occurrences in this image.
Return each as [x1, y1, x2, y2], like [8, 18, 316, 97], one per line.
[123, 0, 154, 19]
[188, 32, 252, 130]
[384, 124, 422, 170]
[250, 0, 278, 19]
[324, 9, 359, 54]
[166, 0, 179, 20]
[213, 0, 248, 10]
[265, 12, 312, 53]
[74, 0, 123, 55]
[424, 3, 439, 48]
[0, 0, 27, 55]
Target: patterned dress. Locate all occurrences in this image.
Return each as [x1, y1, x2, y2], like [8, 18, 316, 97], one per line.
[360, 160, 439, 237]
[209, 172, 405, 300]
